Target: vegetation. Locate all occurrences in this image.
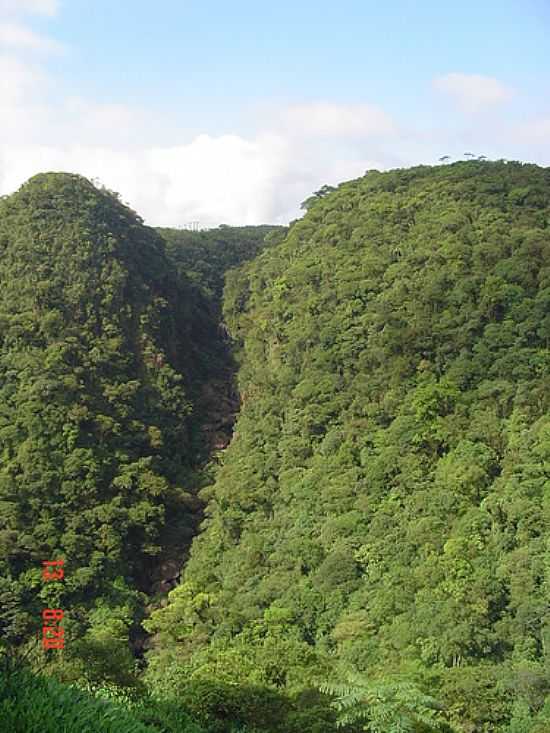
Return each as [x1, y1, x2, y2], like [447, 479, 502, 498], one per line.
[0, 656, 206, 732]
[0, 172, 216, 685]
[1, 161, 550, 731]
[148, 161, 550, 732]
[157, 225, 286, 303]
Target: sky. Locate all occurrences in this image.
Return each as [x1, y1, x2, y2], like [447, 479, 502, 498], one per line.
[0, 0, 549, 227]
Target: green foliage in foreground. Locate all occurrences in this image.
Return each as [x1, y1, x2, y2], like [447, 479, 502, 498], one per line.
[0, 660, 205, 732]
[1, 658, 334, 733]
[321, 673, 449, 732]
[147, 161, 550, 732]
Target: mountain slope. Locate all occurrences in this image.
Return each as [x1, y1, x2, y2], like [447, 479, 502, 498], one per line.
[157, 225, 287, 459]
[147, 161, 550, 732]
[0, 172, 211, 672]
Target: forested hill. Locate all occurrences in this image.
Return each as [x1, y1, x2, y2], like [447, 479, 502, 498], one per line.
[0, 173, 290, 731]
[146, 161, 550, 732]
[0, 172, 215, 659]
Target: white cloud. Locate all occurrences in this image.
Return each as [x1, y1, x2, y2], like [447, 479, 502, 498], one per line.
[433, 72, 513, 112]
[281, 101, 396, 138]
[144, 133, 290, 224]
[0, 54, 54, 151]
[0, 0, 61, 56]
[0, 136, 307, 226]
[0, 0, 58, 16]
[515, 117, 550, 143]
[0, 57, 159, 148]
[0, 21, 62, 52]
[62, 97, 149, 145]
[1, 35, 544, 228]
[0, 127, 389, 227]
[0, 54, 47, 104]
[0, 60, 397, 226]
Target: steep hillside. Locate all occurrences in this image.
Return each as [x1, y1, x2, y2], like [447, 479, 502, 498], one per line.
[0, 176, 293, 732]
[147, 161, 550, 732]
[0, 173, 216, 676]
[158, 225, 287, 458]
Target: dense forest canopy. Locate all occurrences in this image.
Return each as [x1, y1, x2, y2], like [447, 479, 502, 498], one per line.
[1, 161, 549, 733]
[147, 161, 550, 732]
[0, 172, 213, 679]
[157, 225, 287, 303]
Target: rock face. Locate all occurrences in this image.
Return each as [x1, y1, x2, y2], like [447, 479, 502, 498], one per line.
[149, 558, 184, 595]
[199, 369, 240, 452]
[136, 357, 241, 656]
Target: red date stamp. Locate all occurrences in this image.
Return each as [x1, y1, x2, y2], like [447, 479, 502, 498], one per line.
[42, 559, 65, 650]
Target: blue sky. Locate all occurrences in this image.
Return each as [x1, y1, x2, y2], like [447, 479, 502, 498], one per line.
[0, 0, 549, 226]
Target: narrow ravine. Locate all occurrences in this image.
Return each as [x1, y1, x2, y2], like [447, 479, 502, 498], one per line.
[132, 320, 241, 660]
